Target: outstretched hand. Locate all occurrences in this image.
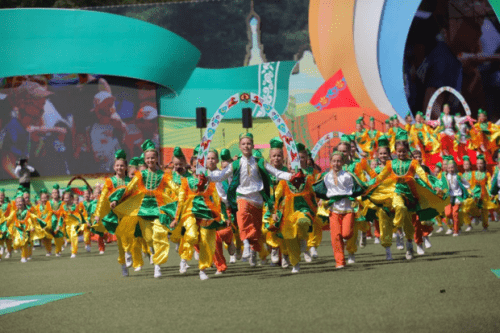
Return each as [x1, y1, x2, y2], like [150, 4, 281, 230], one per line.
[197, 173, 208, 192]
[290, 170, 306, 189]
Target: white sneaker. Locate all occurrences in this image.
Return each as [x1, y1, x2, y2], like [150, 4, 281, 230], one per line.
[121, 264, 129, 277]
[291, 264, 300, 273]
[416, 244, 425, 255]
[55, 253, 61, 257]
[5, 252, 11, 259]
[70, 254, 76, 258]
[270, 248, 280, 264]
[436, 227, 444, 233]
[465, 226, 472, 232]
[199, 269, 209, 280]
[215, 270, 224, 275]
[85, 245, 91, 252]
[303, 250, 312, 263]
[27, 256, 32, 260]
[249, 250, 257, 267]
[0, 247, 3, 256]
[154, 265, 161, 278]
[20, 258, 27, 263]
[46, 253, 52, 257]
[242, 240, 251, 259]
[385, 247, 393, 261]
[194, 251, 200, 261]
[336, 265, 345, 269]
[392, 232, 397, 239]
[149, 255, 154, 265]
[445, 228, 453, 235]
[405, 241, 413, 260]
[179, 259, 188, 274]
[175, 242, 179, 253]
[347, 253, 355, 264]
[310, 246, 318, 259]
[423, 236, 432, 249]
[453, 233, 459, 237]
[99, 251, 105, 255]
[282, 254, 290, 268]
[229, 255, 236, 264]
[125, 252, 132, 268]
[374, 237, 380, 244]
[359, 233, 367, 248]
[134, 266, 142, 272]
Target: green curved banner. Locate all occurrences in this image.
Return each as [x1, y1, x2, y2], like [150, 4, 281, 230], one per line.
[0, 9, 200, 93]
[158, 61, 296, 119]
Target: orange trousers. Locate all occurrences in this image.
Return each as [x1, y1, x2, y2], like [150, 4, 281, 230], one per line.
[236, 199, 263, 252]
[444, 204, 460, 234]
[373, 220, 380, 238]
[329, 212, 355, 267]
[213, 226, 234, 272]
[412, 215, 433, 245]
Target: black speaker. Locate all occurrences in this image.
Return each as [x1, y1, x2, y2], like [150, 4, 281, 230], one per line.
[196, 107, 207, 128]
[242, 108, 252, 128]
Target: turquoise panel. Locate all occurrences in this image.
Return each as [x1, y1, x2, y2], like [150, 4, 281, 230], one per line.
[0, 9, 200, 93]
[158, 61, 296, 119]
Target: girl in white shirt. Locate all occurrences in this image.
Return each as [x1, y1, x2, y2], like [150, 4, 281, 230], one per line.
[314, 151, 364, 269]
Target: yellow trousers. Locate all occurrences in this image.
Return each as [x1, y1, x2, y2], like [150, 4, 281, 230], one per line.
[20, 243, 30, 259]
[43, 238, 52, 253]
[138, 218, 170, 266]
[65, 224, 79, 255]
[376, 208, 393, 248]
[307, 216, 323, 248]
[138, 237, 151, 255]
[83, 225, 91, 245]
[179, 216, 198, 261]
[283, 216, 310, 266]
[198, 228, 216, 271]
[392, 195, 414, 240]
[54, 237, 64, 255]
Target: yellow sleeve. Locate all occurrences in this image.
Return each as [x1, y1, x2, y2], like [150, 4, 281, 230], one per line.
[274, 180, 285, 210]
[175, 179, 188, 220]
[372, 161, 392, 185]
[94, 179, 111, 219]
[414, 161, 433, 188]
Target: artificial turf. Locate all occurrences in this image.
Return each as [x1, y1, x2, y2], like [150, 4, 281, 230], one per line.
[1, 222, 499, 333]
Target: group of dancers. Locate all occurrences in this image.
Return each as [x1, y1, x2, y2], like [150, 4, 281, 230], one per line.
[1, 106, 500, 280]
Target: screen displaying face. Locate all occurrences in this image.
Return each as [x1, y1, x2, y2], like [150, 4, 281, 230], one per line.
[0, 74, 159, 179]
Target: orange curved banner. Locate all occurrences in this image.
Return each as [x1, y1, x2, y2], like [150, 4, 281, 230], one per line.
[309, 0, 377, 111]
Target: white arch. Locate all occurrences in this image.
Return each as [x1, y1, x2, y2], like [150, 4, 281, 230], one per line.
[425, 86, 472, 120]
[310, 131, 344, 160]
[196, 92, 300, 174]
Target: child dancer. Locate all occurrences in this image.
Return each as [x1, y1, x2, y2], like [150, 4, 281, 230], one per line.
[34, 189, 54, 256]
[109, 140, 175, 278]
[55, 188, 85, 258]
[314, 151, 365, 268]
[442, 157, 471, 236]
[200, 133, 303, 267]
[169, 157, 225, 280]
[206, 149, 236, 274]
[272, 158, 317, 273]
[365, 129, 447, 260]
[470, 155, 495, 231]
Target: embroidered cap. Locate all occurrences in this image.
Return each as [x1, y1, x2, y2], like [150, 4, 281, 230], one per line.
[114, 149, 127, 161]
[220, 149, 232, 162]
[173, 147, 185, 159]
[270, 137, 284, 149]
[141, 139, 156, 152]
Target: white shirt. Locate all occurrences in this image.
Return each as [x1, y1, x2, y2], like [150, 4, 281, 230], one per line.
[440, 115, 455, 136]
[209, 168, 228, 205]
[446, 173, 462, 197]
[324, 170, 355, 212]
[208, 155, 292, 207]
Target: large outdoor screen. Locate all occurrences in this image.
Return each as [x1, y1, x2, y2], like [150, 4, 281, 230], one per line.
[0, 74, 159, 180]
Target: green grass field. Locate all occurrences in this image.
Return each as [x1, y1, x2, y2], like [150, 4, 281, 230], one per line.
[1, 222, 499, 333]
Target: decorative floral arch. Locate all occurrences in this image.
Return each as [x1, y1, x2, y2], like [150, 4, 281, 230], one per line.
[310, 131, 344, 160]
[196, 92, 300, 174]
[425, 86, 471, 120]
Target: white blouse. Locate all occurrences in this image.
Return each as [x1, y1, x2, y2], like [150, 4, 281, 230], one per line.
[324, 170, 355, 212]
[208, 155, 292, 207]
